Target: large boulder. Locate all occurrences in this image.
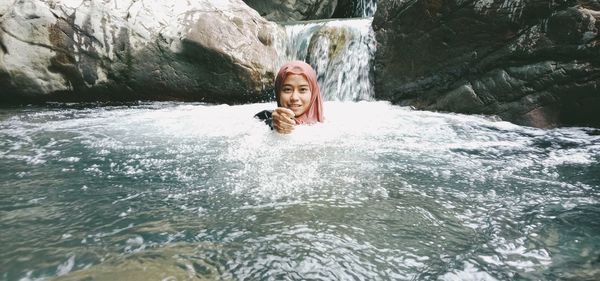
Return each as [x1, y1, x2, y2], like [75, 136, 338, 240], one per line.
[243, 0, 338, 22]
[0, 0, 284, 104]
[373, 0, 600, 128]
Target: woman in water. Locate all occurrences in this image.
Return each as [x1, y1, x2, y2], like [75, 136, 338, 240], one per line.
[255, 60, 324, 134]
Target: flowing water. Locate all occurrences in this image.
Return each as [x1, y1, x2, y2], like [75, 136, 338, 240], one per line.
[356, 0, 377, 17]
[279, 18, 376, 101]
[1, 101, 599, 280]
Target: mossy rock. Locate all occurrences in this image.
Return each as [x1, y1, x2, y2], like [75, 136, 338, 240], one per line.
[307, 26, 348, 62]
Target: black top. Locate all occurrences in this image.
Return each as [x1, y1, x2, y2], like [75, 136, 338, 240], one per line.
[254, 110, 273, 129]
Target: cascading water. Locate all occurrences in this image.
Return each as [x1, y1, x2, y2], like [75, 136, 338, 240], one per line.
[280, 19, 376, 101]
[276, 2, 377, 101]
[356, 0, 377, 17]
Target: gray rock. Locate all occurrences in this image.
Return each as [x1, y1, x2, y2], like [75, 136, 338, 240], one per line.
[373, 0, 600, 128]
[0, 0, 284, 103]
[243, 0, 338, 22]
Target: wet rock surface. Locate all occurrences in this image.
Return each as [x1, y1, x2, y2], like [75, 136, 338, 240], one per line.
[373, 0, 600, 128]
[0, 0, 284, 104]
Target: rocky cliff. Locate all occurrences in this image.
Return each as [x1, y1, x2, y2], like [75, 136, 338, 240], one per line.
[373, 0, 600, 128]
[0, 0, 283, 103]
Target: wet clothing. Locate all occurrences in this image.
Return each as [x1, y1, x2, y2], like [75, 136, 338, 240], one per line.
[254, 110, 273, 129]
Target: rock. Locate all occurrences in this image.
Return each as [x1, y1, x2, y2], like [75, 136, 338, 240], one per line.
[308, 26, 349, 63]
[0, 0, 284, 104]
[373, 0, 600, 128]
[243, 0, 338, 22]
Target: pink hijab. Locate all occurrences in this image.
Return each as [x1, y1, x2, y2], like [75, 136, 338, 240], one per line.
[275, 61, 324, 124]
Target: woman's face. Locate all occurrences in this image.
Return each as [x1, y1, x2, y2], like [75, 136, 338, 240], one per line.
[279, 74, 312, 118]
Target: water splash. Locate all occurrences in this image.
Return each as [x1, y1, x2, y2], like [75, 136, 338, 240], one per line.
[1, 102, 599, 280]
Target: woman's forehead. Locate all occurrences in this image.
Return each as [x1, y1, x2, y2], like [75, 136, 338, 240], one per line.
[283, 74, 309, 84]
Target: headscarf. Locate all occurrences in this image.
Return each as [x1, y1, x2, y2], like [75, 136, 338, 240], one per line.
[275, 61, 324, 124]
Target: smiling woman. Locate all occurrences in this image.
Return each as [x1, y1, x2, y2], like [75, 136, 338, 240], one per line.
[254, 61, 325, 134]
[280, 74, 312, 118]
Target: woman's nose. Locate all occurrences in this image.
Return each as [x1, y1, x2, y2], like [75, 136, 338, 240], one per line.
[290, 90, 300, 100]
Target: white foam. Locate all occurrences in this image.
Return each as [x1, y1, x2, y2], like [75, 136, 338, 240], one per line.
[55, 255, 75, 277]
[1, 101, 599, 204]
[440, 261, 498, 281]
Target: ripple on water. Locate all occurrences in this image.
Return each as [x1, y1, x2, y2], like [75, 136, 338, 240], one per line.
[1, 101, 599, 280]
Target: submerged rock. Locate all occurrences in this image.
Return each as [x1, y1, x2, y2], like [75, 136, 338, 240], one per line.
[373, 0, 600, 128]
[0, 0, 284, 104]
[243, 0, 338, 22]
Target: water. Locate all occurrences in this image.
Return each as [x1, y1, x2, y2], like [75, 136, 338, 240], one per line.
[272, 2, 377, 102]
[280, 18, 376, 101]
[356, 0, 377, 17]
[1, 101, 599, 280]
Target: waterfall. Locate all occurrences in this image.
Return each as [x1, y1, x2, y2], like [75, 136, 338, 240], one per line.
[278, 18, 376, 101]
[272, 1, 378, 102]
[356, 0, 377, 17]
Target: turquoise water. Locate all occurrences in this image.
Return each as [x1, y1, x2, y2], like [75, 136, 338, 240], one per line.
[1, 101, 599, 280]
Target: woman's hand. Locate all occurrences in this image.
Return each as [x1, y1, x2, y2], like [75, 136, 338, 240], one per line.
[272, 107, 295, 134]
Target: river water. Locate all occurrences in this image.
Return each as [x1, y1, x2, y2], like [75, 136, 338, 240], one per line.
[1, 101, 599, 280]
